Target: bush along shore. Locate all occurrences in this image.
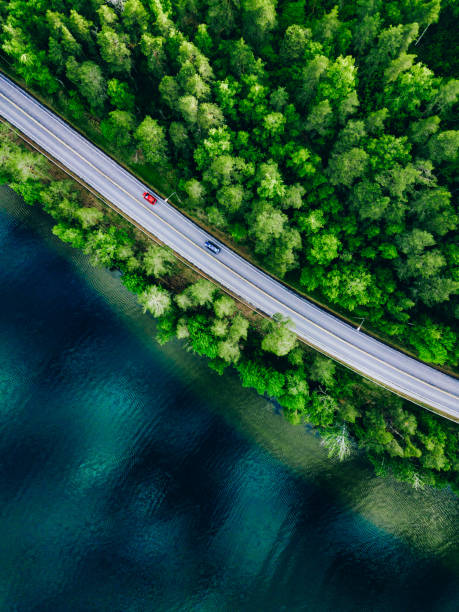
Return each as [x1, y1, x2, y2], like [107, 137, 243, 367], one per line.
[0, 0, 457, 368]
[1, 124, 457, 494]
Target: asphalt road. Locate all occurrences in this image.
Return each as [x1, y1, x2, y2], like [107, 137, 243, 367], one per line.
[1, 73, 458, 422]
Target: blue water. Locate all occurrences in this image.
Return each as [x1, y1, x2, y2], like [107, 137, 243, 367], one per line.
[1, 186, 458, 611]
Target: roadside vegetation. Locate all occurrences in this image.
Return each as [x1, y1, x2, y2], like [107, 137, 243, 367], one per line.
[1, 123, 457, 493]
[0, 0, 457, 367]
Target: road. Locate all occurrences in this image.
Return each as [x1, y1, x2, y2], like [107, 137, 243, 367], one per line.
[0, 73, 458, 422]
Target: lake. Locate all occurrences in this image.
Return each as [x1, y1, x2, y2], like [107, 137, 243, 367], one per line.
[0, 185, 458, 611]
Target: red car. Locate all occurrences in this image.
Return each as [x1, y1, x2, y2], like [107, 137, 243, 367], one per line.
[143, 192, 157, 205]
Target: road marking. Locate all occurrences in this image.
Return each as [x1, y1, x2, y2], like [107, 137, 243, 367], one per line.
[1, 88, 458, 407]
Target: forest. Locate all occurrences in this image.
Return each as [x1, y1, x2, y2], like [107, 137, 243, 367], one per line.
[1, 121, 458, 493]
[0, 0, 457, 368]
[0, 1, 458, 491]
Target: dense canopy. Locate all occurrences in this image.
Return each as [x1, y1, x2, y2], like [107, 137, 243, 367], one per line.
[0, 0, 457, 366]
[0, 1, 458, 492]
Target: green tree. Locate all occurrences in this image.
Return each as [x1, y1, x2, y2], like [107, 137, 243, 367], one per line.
[353, 12, 381, 55]
[48, 37, 66, 71]
[52, 223, 86, 248]
[384, 52, 416, 83]
[366, 108, 388, 135]
[322, 265, 374, 311]
[280, 24, 311, 63]
[409, 115, 440, 144]
[304, 100, 334, 136]
[228, 314, 249, 342]
[122, 0, 148, 35]
[261, 317, 297, 356]
[2, 21, 60, 93]
[397, 229, 435, 256]
[194, 23, 213, 55]
[69, 9, 93, 46]
[271, 227, 302, 276]
[159, 75, 181, 109]
[101, 110, 136, 148]
[207, 205, 227, 228]
[287, 147, 317, 179]
[140, 33, 166, 78]
[169, 122, 190, 153]
[206, 0, 239, 36]
[365, 23, 419, 79]
[178, 95, 199, 124]
[415, 277, 459, 306]
[263, 112, 286, 139]
[134, 116, 169, 166]
[214, 295, 236, 318]
[107, 78, 135, 111]
[188, 278, 216, 306]
[217, 185, 245, 215]
[351, 180, 390, 222]
[218, 339, 241, 363]
[283, 184, 305, 209]
[84, 228, 119, 267]
[310, 355, 336, 387]
[175, 291, 193, 311]
[307, 392, 339, 427]
[428, 131, 459, 162]
[6, 148, 49, 183]
[97, 5, 118, 27]
[197, 103, 224, 132]
[66, 58, 107, 111]
[211, 317, 229, 338]
[411, 188, 457, 236]
[410, 319, 456, 365]
[328, 148, 368, 187]
[256, 161, 286, 200]
[321, 425, 353, 460]
[204, 155, 237, 187]
[334, 120, 366, 153]
[75, 207, 103, 229]
[298, 55, 329, 108]
[178, 40, 213, 80]
[430, 78, 459, 115]
[249, 201, 287, 253]
[183, 73, 210, 100]
[227, 38, 261, 78]
[307, 233, 341, 266]
[97, 27, 131, 74]
[38, 179, 77, 214]
[397, 250, 445, 280]
[313, 5, 343, 51]
[270, 86, 289, 111]
[183, 178, 206, 207]
[143, 244, 176, 277]
[176, 318, 190, 339]
[122, 271, 147, 294]
[242, 0, 277, 48]
[138, 285, 172, 317]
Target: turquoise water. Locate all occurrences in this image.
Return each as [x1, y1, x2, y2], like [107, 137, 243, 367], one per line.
[0, 186, 458, 611]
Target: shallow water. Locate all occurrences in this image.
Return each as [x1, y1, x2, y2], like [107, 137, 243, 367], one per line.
[0, 186, 458, 611]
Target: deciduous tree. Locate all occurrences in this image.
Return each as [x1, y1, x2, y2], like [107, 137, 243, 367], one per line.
[134, 116, 169, 166]
[261, 318, 297, 356]
[138, 285, 172, 317]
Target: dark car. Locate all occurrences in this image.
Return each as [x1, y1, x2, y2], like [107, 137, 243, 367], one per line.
[205, 240, 221, 254]
[143, 192, 157, 205]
